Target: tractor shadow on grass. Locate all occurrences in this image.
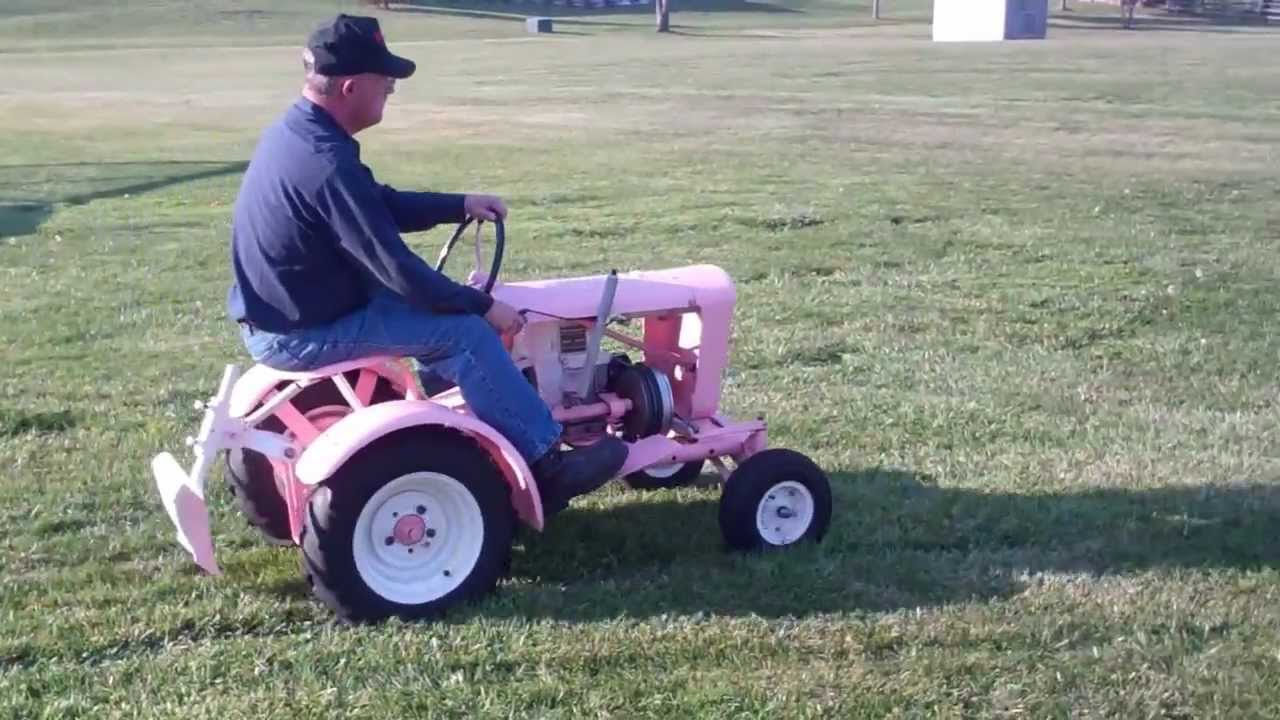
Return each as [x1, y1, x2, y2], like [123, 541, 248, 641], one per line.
[479, 468, 1280, 622]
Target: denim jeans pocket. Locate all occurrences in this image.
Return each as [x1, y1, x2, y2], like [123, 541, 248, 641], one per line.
[241, 326, 280, 363]
[270, 336, 326, 371]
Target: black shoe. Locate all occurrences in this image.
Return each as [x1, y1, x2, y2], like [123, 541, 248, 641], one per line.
[532, 436, 629, 516]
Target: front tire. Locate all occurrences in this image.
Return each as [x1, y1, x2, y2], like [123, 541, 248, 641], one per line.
[718, 449, 832, 551]
[301, 429, 514, 623]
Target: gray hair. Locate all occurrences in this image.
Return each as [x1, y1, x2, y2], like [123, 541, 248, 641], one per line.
[302, 51, 336, 96]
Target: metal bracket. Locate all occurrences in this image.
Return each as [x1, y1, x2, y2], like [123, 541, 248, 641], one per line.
[577, 269, 619, 400]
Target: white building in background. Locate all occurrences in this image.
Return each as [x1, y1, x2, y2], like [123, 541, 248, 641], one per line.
[932, 0, 1049, 41]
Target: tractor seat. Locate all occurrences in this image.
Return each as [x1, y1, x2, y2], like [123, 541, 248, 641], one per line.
[228, 356, 421, 419]
[249, 356, 406, 382]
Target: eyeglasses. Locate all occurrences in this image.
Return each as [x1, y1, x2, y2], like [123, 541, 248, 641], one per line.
[348, 73, 395, 88]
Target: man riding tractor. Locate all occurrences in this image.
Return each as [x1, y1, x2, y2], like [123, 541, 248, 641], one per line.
[226, 14, 628, 518]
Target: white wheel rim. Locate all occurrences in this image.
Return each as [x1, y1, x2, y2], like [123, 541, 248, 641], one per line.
[644, 462, 685, 479]
[352, 471, 484, 605]
[756, 481, 815, 546]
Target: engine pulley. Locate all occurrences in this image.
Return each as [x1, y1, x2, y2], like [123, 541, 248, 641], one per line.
[608, 362, 674, 441]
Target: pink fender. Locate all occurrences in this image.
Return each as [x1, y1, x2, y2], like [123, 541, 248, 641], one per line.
[228, 357, 423, 419]
[293, 400, 545, 531]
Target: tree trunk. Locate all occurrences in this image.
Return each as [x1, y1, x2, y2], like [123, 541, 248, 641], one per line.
[656, 0, 670, 32]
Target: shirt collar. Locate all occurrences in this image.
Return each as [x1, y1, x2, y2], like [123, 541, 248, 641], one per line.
[293, 96, 360, 154]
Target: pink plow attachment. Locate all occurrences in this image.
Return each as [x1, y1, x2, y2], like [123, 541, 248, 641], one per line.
[153, 451, 222, 576]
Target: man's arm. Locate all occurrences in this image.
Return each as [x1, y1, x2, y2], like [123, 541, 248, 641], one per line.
[379, 182, 468, 234]
[317, 165, 493, 316]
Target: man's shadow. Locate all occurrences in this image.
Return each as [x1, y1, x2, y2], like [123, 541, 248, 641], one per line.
[443, 466, 1280, 622]
[0, 161, 247, 238]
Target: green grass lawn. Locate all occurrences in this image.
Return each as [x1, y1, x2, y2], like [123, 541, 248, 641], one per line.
[3, 1, 1279, 717]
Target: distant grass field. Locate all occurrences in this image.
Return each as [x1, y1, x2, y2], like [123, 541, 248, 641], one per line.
[3, 0, 1280, 717]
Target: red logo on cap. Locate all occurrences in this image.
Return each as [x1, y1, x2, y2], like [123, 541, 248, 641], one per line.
[374, 30, 385, 45]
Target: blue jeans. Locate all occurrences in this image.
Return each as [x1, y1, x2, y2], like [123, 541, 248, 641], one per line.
[239, 290, 562, 463]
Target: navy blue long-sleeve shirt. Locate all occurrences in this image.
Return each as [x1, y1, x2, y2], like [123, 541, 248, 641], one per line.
[226, 98, 493, 333]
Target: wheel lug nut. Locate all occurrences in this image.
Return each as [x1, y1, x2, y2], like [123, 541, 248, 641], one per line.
[416, 505, 426, 515]
[384, 536, 394, 546]
[426, 528, 436, 538]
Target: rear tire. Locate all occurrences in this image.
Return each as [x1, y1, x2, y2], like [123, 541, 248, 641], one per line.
[301, 429, 514, 623]
[225, 447, 293, 545]
[225, 373, 400, 544]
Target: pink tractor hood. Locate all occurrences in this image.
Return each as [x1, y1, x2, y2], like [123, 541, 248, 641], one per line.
[493, 264, 736, 323]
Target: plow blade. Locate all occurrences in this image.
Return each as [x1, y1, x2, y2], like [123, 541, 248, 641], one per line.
[152, 451, 222, 576]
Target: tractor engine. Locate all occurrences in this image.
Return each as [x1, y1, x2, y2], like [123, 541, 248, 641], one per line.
[504, 269, 712, 449]
[555, 321, 674, 445]
[517, 317, 675, 448]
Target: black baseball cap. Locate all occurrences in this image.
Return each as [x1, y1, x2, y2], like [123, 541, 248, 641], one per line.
[305, 14, 415, 79]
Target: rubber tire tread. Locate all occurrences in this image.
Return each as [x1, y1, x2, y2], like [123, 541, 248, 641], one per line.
[718, 448, 832, 551]
[300, 428, 515, 623]
[224, 374, 399, 544]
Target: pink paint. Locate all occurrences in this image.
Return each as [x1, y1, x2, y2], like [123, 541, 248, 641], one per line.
[738, 419, 769, 459]
[394, 515, 426, 545]
[495, 265, 735, 420]
[551, 396, 633, 424]
[617, 419, 766, 476]
[280, 462, 315, 544]
[600, 392, 631, 420]
[354, 368, 382, 405]
[228, 357, 421, 419]
[495, 264, 733, 320]
[294, 400, 545, 531]
[272, 399, 321, 444]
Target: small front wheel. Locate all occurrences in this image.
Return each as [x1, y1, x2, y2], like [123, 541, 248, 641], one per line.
[718, 449, 832, 551]
[301, 429, 514, 622]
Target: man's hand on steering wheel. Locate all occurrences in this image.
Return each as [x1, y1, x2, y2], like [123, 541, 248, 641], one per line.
[464, 194, 507, 222]
[436, 200, 507, 295]
[461, 198, 517, 335]
[484, 299, 524, 336]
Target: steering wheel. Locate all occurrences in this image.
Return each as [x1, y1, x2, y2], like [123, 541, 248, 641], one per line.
[434, 216, 504, 294]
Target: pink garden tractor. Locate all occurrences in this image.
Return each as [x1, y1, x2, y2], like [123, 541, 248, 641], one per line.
[152, 219, 833, 622]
